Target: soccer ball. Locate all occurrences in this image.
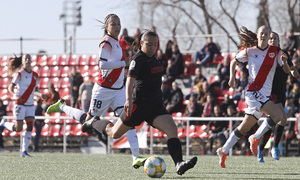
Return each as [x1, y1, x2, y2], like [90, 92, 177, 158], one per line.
[144, 155, 166, 178]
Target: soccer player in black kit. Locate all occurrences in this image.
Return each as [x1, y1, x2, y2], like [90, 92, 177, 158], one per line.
[256, 31, 300, 162]
[83, 30, 197, 175]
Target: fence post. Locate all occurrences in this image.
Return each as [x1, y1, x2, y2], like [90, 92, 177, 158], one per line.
[20, 36, 23, 56]
[186, 120, 190, 157]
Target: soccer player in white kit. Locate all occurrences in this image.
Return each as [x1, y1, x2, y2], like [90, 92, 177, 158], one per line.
[216, 25, 288, 168]
[46, 14, 146, 168]
[0, 54, 46, 157]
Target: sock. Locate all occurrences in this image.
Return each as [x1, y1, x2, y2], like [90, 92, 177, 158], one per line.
[258, 129, 272, 150]
[167, 138, 183, 166]
[92, 119, 111, 135]
[223, 129, 242, 154]
[4, 122, 15, 131]
[60, 104, 86, 122]
[126, 128, 140, 160]
[22, 131, 32, 152]
[253, 118, 273, 140]
[274, 124, 284, 148]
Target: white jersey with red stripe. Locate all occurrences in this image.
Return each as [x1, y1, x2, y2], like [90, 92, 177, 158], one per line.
[11, 69, 38, 105]
[97, 35, 126, 89]
[235, 45, 284, 96]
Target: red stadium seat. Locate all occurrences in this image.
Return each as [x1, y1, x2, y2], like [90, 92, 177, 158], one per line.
[0, 77, 9, 89]
[78, 55, 87, 66]
[59, 88, 70, 100]
[49, 66, 60, 77]
[6, 100, 14, 113]
[41, 124, 50, 137]
[0, 89, 9, 100]
[90, 66, 99, 77]
[70, 124, 88, 136]
[58, 55, 67, 66]
[49, 77, 60, 89]
[188, 125, 198, 138]
[50, 124, 62, 137]
[39, 66, 49, 77]
[0, 56, 9, 67]
[215, 53, 224, 64]
[68, 55, 77, 65]
[0, 66, 9, 78]
[60, 124, 72, 136]
[47, 55, 58, 66]
[31, 55, 37, 66]
[39, 77, 50, 89]
[40, 88, 49, 95]
[32, 66, 40, 74]
[197, 125, 210, 138]
[80, 65, 89, 77]
[60, 77, 70, 88]
[59, 66, 69, 77]
[177, 127, 186, 138]
[37, 55, 48, 66]
[91, 76, 99, 83]
[88, 55, 98, 65]
[237, 99, 248, 113]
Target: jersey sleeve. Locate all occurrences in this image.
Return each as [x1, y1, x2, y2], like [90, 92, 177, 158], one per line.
[128, 57, 143, 78]
[235, 49, 248, 63]
[98, 42, 126, 70]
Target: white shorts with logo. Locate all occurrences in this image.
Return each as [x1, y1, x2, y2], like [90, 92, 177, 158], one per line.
[89, 83, 125, 117]
[13, 104, 35, 120]
[245, 91, 270, 120]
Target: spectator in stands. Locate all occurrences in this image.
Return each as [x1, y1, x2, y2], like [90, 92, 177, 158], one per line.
[157, 49, 168, 75]
[78, 78, 94, 112]
[133, 28, 141, 39]
[287, 81, 300, 113]
[34, 98, 44, 152]
[119, 28, 130, 59]
[46, 14, 144, 168]
[283, 28, 298, 57]
[193, 67, 207, 86]
[0, 54, 46, 157]
[171, 43, 184, 77]
[194, 37, 220, 66]
[232, 68, 248, 102]
[201, 93, 217, 117]
[184, 96, 203, 125]
[221, 93, 236, 116]
[210, 55, 231, 90]
[164, 59, 177, 85]
[0, 100, 7, 152]
[69, 66, 83, 108]
[198, 81, 215, 103]
[42, 83, 60, 113]
[206, 105, 228, 155]
[166, 82, 184, 114]
[292, 47, 300, 61]
[165, 40, 174, 59]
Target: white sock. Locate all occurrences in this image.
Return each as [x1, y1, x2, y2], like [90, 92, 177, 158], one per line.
[60, 104, 85, 122]
[254, 120, 272, 140]
[126, 128, 140, 160]
[223, 131, 240, 154]
[22, 131, 32, 152]
[4, 122, 15, 131]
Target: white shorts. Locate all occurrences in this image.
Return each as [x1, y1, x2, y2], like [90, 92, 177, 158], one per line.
[89, 83, 125, 117]
[244, 91, 270, 119]
[13, 104, 35, 120]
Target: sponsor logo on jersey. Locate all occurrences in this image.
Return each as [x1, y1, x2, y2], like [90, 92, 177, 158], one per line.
[129, 60, 136, 70]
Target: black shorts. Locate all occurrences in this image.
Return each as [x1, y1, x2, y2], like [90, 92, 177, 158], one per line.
[270, 92, 286, 106]
[120, 101, 169, 127]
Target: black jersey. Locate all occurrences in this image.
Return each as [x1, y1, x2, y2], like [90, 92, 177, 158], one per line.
[272, 50, 292, 95]
[128, 50, 164, 104]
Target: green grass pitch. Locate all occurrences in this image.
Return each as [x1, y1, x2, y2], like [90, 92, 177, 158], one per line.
[0, 152, 299, 179]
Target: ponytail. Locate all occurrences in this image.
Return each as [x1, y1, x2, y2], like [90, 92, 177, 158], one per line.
[238, 26, 258, 48]
[8, 54, 22, 75]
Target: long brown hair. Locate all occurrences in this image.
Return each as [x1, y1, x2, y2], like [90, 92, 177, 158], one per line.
[129, 30, 158, 52]
[238, 26, 258, 48]
[8, 54, 22, 75]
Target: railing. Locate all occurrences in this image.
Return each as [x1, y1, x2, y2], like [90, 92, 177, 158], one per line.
[2, 115, 297, 156]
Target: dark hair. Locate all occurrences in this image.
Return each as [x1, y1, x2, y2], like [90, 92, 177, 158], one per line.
[270, 31, 280, 48]
[238, 26, 258, 48]
[95, 14, 119, 36]
[130, 30, 158, 51]
[9, 54, 22, 75]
